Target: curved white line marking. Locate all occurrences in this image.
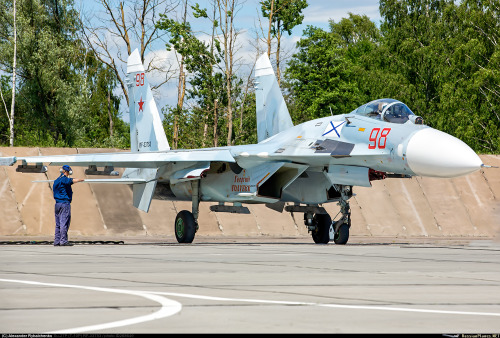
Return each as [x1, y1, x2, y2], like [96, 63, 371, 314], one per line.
[3, 277, 500, 334]
[0, 278, 182, 333]
[150, 291, 500, 317]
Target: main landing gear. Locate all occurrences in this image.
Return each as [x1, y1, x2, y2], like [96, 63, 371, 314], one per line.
[297, 185, 352, 245]
[174, 180, 200, 243]
[173, 181, 352, 245]
[174, 210, 197, 243]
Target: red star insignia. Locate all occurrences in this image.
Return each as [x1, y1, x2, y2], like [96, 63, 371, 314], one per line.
[138, 97, 145, 112]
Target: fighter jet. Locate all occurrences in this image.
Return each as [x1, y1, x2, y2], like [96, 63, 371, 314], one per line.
[0, 49, 486, 244]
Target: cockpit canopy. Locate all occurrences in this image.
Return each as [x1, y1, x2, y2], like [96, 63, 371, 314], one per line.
[352, 99, 422, 124]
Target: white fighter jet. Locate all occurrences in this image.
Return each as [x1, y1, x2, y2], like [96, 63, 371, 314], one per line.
[0, 49, 487, 244]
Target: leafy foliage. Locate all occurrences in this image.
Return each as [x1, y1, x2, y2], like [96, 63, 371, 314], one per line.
[0, 0, 498, 154]
[284, 1, 500, 153]
[284, 26, 364, 123]
[157, 2, 255, 149]
[0, 0, 129, 148]
[260, 0, 308, 37]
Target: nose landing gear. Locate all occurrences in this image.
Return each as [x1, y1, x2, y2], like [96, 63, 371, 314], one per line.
[331, 185, 351, 245]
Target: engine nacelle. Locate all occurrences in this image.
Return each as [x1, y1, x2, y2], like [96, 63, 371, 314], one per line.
[169, 181, 193, 201]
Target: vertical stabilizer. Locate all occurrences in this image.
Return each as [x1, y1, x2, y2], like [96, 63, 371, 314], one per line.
[125, 49, 166, 213]
[255, 53, 293, 142]
[127, 49, 170, 152]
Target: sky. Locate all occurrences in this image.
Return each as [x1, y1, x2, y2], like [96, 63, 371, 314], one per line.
[234, 0, 382, 31]
[78, 0, 382, 120]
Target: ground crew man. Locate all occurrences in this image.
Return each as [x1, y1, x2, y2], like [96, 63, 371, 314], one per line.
[53, 165, 84, 246]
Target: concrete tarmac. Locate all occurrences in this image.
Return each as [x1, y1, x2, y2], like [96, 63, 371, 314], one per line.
[1, 236, 500, 334]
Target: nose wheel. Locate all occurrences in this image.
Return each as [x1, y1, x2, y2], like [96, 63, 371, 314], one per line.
[333, 219, 350, 244]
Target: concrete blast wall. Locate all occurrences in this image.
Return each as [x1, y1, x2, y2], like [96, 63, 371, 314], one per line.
[1, 147, 499, 239]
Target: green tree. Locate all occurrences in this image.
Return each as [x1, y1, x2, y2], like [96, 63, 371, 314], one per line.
[158, 1, 254, 149]
[436, 0, 500, 153]
[379, 0, 453, 122]
[73, 50, 130, 148]
[379, 0, 500, 153]
[284, 26, 363, 123]
[260, 0, 308, 85]
[0, 0, 128, 148]
[157, 2, 223, 148]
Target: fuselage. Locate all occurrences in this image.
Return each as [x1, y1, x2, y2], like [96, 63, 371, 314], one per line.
[163, 99, 482, 206]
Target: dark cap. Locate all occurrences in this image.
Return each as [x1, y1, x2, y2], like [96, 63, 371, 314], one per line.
[62, 165, 72, 172]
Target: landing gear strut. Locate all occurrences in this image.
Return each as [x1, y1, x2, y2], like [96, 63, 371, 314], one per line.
[331, 185, 351, 245]
[174, 180, 200, 243]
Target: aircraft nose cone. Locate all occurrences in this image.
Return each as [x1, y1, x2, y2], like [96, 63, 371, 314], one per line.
[406, 128, 482, 178]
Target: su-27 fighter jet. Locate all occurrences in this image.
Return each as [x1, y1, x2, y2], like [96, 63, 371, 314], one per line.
[0, 49, 488, 244]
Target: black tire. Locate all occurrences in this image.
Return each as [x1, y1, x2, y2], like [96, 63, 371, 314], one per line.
[311, 213, 331, 244]
[334, 223, 349, 245]
[175, 210, 196, 243]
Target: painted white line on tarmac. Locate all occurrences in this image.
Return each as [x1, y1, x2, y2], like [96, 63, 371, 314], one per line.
[150, 290, 500, 318]
[3, 278, 500, 334]
[0, 278, 182, 333]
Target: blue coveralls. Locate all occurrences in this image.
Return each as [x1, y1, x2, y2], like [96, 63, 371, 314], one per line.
[53, 174, 74, 246]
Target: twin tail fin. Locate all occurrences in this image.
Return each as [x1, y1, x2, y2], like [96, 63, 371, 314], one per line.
[254, 53, 294, 142]
[126, 49, 170, 152]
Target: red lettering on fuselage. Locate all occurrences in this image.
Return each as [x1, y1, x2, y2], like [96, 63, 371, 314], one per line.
[234, 175, 250, 183]
[231, 185, 251, 192]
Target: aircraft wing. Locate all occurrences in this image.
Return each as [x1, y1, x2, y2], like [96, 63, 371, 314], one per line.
[8, 149, 235, 169]
[1, 148, 236, 214]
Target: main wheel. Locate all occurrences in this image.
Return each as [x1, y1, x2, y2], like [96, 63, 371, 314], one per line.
[175, 210, 196, 243]
[334, 223, 349, 245]
[311, 213, 331, 244]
